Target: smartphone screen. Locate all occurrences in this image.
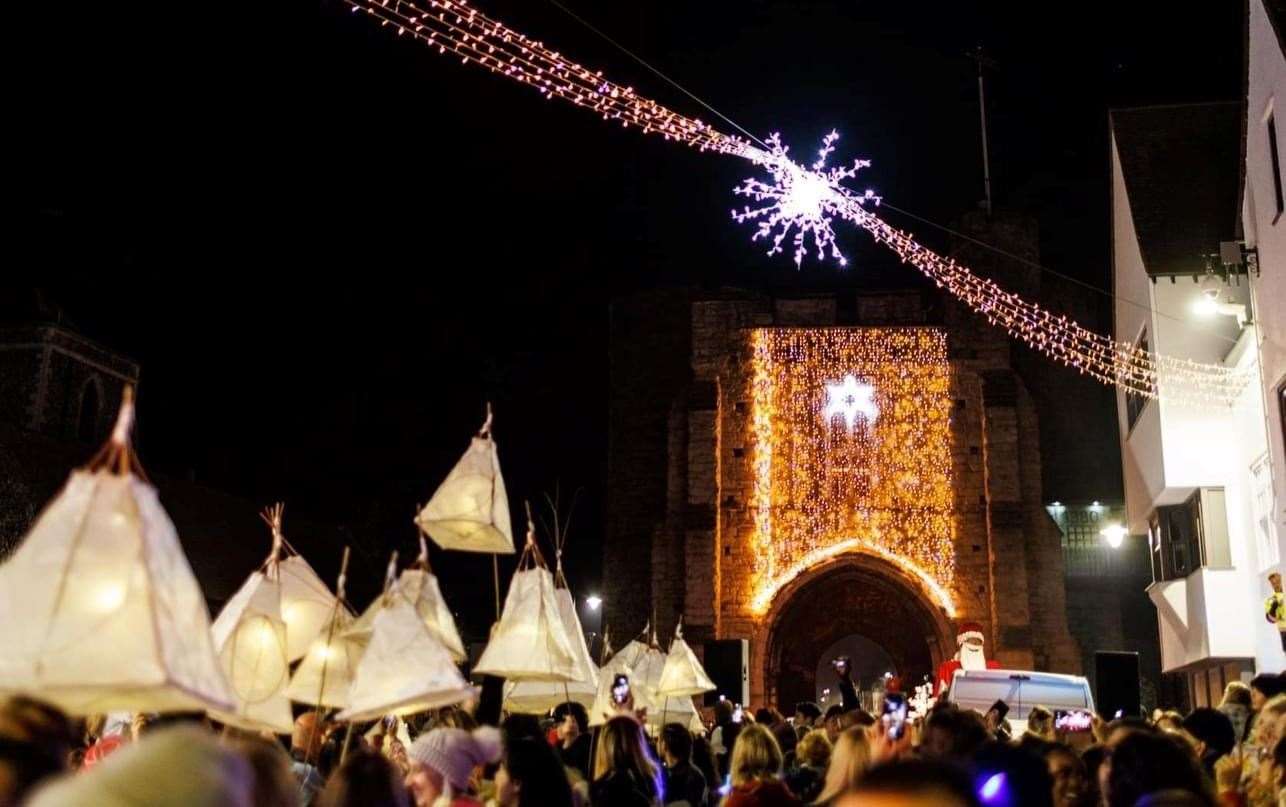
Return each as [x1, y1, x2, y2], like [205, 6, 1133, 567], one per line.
[611, 674, 630, 705]
[732, 705, 744, 723]
[1054, 709, 1093, 733]
[882, 692, 908, 740]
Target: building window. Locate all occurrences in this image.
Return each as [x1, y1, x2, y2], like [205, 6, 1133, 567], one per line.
[1125, 329, 1153, 431]
[1271, 115, 1285, 221]
[1149, 488, 1230, 582]
[1253, 455, 1280, 570]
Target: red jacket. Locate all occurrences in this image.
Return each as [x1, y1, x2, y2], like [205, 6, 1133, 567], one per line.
[722, 779, 801, 807]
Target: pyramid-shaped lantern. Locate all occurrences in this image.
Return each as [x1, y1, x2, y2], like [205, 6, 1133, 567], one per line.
[474, 521, 577, 682]
[346, 533, 465, 662]
[209, 505, 310, 734]
[589, 628, 666, 726]
[0, 388, 232, 716]
[503, 564, 599, 714]
[338, 553, 477, 722]
[287, 548, 368, 708]
[657, 618, 717, 698]
[415, 406, 515, 555]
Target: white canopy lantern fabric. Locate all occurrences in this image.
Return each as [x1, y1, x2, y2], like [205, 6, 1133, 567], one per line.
[347, 568, 465, 662]
[474, 567, 577, 682]
[589, 638, 667, 726]
[276, 555, 342, 662]
[209, 573, 294, 734]
[649, 692, 707, 735]
[285, 609, 367, 709]
[0, 470, 232, 716]
[338, 596, 476, 722]
[415, 436, 515, 555]
[503, 587, 599, 714]
[656, 622, 717, 698]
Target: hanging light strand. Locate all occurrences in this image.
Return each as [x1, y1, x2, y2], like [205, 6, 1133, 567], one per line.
[344, 0, 1247, 405]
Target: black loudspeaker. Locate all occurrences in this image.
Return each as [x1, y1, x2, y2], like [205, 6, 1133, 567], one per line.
[1095, 651, 1141, 719]
[703, 639, 749, 707]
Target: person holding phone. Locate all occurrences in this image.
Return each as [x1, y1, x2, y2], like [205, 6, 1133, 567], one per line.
[832, 657, 860, 713]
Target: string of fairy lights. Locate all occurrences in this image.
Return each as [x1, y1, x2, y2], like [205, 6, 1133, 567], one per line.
[342, 0, 1248, 407]
[749, 329, 957, 615]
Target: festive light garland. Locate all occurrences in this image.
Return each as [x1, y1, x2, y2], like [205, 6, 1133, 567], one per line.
[748, 328, 957, 616]
[342, 0, 1248, 405]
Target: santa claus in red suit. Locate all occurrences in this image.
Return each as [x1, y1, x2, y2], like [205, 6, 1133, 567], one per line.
[934, 621, 1000, 696]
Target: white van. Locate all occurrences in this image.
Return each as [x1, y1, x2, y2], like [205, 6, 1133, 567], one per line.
[941, 668, 1096, 736]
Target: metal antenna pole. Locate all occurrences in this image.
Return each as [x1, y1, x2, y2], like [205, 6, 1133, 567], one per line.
[969, 45, 996, 216]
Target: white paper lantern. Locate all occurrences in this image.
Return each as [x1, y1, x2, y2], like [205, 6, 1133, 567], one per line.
[209, 569, 294, 734]
[286, 609, 367, 709]
[503, 587, 599, 714]
[338, 596, 476, 722]
[656, 620, 717, 698]
[276, 555, 341, 662]
[474, 567, 577, 682]
[348, 567, 465, 662]
[589, 636, 666, 726]
[416, 417, 515, 554]
[0, 392, 231, 716]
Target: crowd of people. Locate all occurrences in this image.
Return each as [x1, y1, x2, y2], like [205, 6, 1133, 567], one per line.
[3, 671, 1286, 807]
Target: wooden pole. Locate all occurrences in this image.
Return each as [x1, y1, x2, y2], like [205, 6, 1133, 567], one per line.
[492, 554, 501, 620]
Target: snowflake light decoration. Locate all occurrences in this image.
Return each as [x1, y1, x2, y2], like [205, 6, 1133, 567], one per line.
[823, 374, 879, 430]
[732, 131, 880, 267]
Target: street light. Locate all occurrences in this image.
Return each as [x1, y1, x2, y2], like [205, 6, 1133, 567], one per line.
[585, 595, 602, 611]
[1100, 523, 1128, 549]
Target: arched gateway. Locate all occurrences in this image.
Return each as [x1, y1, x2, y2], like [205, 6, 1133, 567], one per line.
[605, 289, 1082, 710]
[759, 553, 956, 709]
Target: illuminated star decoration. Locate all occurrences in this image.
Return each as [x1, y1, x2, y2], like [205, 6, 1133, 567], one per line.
[732, 131, 880, 267]
[823, 374, 879, 430]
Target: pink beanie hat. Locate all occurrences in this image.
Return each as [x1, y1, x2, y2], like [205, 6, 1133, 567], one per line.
[408, 726, 502, 791]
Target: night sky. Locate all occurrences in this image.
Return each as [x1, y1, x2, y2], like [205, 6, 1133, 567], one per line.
[13, 1, 1243, 631]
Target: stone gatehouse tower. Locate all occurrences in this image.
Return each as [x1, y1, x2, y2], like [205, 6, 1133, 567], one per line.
[607, 249, 1082, 708]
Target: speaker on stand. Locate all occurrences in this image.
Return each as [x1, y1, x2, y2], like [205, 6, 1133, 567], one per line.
[1095, 651, 1141, 719]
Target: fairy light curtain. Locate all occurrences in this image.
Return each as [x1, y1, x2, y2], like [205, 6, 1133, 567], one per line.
[748, 328, 956, 615]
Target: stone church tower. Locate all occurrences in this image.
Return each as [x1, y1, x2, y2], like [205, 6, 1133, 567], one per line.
[606, 219, 1081, 708]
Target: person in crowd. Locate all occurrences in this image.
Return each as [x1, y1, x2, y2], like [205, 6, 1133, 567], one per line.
[1079, 744, 1107, 807]
[315, 749, 409, 807]
[794, 703, 822, 733]
[1220, 682, 1254, 743]
[722, 722, 800, 807]
[1249, 675, 1286, 713]
[1021, 706, 1056, 748]
[1181, 708, 1237, 777]
[659, 722, 707, 807]
[1042, 743, 1089, 807]
[813, 725, 871, 805]
[553, 702, 592, 781]
[691, 735, 721, 806]
[1264, 572, 1286, 653]
[233, 736, 300, 807]
[291, 712, 327, 805]
[1156, 711, 1187, 733]
[1098, 729, 1213, 807]
[774, 721, 800, 769]
[494, 736, 574, 807]
[405, 725, 502, 807]
[28, 725, 253, 807]
[785, 729, 830, 804]
[1238, 693, 1286, 804]
[757, 708, 785, 727]
[0, 696, 73, 807]
[833, 658, 860, 713]
[590, 715, 663, 807]
[837, 758, 979, 807]
[712, 700, 743, 778]
[972, 741, 1055, 807]
[919, 705, 990, 762]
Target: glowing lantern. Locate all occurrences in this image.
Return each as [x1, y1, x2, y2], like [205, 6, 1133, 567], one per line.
[337, 554, 476, 721]
[656, 619, 716, 698]
[589, 630, 667, 726]
[346, 534, 465, 662]
[287, 549, 366, 708]
[415, 406, 515, 554]
[474, 525, 576, 682]
[503, 585, 599, 714]
[0, 388, 232, 715]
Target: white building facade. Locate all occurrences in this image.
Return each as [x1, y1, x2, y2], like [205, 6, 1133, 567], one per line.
[1111, 97, 1280, 708]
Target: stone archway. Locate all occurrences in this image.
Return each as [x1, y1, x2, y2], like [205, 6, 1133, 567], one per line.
[759, 553, 956, 709]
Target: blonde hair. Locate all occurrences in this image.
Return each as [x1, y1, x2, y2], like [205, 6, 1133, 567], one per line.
[814, 726, 871, 804]
[1026, 706, 1054, 739]
[729, 723, 783, 787]
[592, 716, 661, 800]
[796, 729, 833, 769]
